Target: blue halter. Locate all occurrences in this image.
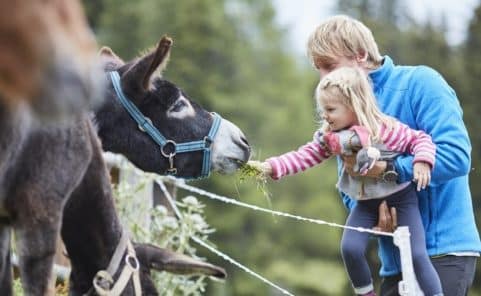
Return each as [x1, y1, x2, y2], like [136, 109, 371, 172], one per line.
[109, 71, 221, 178]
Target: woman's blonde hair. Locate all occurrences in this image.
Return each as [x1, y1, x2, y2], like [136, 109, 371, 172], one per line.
[307, 15, 383, 70]
[316, 67, 394, 142]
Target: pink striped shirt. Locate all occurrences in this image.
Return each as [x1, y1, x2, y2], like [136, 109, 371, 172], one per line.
[267, 121, 436, 180]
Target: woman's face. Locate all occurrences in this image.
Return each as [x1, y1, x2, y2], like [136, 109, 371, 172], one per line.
[315, 53, 371, 79]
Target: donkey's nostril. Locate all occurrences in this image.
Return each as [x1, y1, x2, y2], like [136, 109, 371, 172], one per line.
[240, 136, 249, 148]
[240, 136, 251, 160]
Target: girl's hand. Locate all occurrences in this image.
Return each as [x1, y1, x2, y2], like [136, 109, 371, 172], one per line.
[259, 161, 272, 176]
[246, 161, 272, 177]
[343, 155, 387, 179]
[413, 162, 431, 191]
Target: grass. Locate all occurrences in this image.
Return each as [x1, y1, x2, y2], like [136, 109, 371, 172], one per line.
[239, 161, 272, 207]
[239, 161, 268, 182]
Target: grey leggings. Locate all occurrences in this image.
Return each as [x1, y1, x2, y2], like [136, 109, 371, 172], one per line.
[341, 185, 443, 295]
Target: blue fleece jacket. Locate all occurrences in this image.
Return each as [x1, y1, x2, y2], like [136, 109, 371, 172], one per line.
[340, 56, 481, 276]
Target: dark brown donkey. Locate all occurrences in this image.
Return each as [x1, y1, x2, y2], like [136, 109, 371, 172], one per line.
[67, 35, 249, 295]
[0, 35, 250, 295]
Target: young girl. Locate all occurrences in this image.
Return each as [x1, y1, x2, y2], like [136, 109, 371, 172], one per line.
[254, 67, 443, 296]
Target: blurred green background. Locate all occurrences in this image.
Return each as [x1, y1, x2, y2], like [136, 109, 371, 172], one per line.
[83, 0, 481, 295]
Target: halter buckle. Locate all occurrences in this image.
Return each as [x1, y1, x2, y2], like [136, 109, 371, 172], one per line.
[93, 270, 114, 291]
[204, 136, 213, 148]
[138, 117, 153, 132]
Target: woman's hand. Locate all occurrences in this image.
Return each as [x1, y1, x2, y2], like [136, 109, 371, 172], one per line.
[413, 162, 431, 191]
[373, 201, 397, 233]
[355, 147, 381, 175]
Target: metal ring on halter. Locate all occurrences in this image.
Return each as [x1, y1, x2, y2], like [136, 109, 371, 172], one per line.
[138, 117, 153, 132]
[93, 270, 114, 292]
[125, 254, 140, 272]
[160, 140, 177, 158]
[204, 136, 213, 148]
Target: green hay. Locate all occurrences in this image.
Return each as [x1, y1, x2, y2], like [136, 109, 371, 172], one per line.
[239, 161, 272, 207]
[239, 161, 267, 181]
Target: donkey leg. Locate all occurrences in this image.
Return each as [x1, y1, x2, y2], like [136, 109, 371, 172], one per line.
[15, 223, 59, 296]
[0, 226, 13, 296]
[12, 198, 63, 296]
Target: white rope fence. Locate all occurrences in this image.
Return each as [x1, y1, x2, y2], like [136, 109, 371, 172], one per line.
[161, 176, 394, 237]
[157, 181, 295, 296]
[159, 176, 421, 296]
[104, 153, 421, 296]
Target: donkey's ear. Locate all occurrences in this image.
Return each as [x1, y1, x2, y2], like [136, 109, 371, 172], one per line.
[135, 243, 226, 279]
[98, 46, 124, 69]
[122, 36, 173, 91]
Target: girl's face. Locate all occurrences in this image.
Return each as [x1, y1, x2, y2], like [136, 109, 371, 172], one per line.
[320, 97, 357, 131]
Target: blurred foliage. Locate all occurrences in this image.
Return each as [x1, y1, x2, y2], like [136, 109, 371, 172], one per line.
[13, 279, 22, 295]
[13, 279, 68, 296]
[84, 0, 481, 295]
[112, 160, 216, 295]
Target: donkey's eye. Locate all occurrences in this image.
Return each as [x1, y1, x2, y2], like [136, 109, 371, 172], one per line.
[166, 96, 195, 118]
[171, 100, 187, 112]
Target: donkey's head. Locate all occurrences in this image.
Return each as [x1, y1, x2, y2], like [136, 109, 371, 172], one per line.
[95, 36, 250, 178]
[0, 0, 103, 121]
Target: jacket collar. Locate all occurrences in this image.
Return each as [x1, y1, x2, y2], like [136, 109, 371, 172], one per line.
[369, 56, 393, 92]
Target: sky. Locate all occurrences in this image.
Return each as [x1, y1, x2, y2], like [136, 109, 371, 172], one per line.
[272, 0, 479, 54]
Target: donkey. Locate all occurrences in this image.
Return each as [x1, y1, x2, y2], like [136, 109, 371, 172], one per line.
[0, 0, 103, 122]
[61, 36, 249, 295]
[94, 39, 250, 178]
[0, 35, 250, 295]
[0, 0, 101, 294]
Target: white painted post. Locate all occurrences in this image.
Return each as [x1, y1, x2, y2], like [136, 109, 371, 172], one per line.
[393, 226, 423, 296]
[104, 152, 154, 231]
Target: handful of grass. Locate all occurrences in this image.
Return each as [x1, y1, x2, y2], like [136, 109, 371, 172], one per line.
[239, 161, 268, 182]
[239, 161, 272, 207]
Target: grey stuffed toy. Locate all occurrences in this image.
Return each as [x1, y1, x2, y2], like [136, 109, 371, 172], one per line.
[315, 127, 380, 175]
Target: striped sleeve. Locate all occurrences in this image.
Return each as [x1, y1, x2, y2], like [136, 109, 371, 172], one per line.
[380, 121, 436, 168]
[266, 137, 331, 180]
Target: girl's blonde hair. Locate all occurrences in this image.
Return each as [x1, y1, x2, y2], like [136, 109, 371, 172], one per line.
[316, 67, 394, 142]
[307, 15, 383, 70]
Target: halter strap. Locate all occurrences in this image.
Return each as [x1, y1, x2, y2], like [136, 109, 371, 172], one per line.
[109, 71, 221, 178]
[92, 229, 141, 296]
